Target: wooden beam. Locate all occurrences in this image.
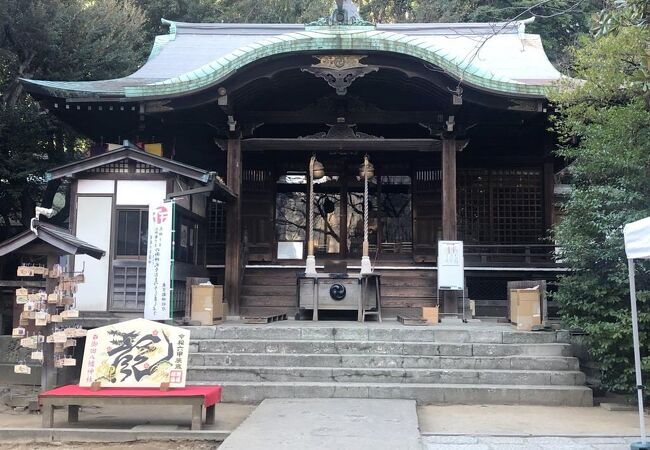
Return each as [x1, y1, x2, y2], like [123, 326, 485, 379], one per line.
[242, 138, 442, 153]
[224, 137, 243, 316]
[238, 110, 443, 125]
[167, 179, 236, 203]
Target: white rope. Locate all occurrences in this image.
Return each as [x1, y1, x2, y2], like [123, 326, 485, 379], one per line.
[309, 155, 315, 256]
[363, 155, 369, 245]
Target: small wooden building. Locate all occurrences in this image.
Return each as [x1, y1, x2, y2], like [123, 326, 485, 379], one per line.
[22, 3, 566, 320]
[42, 144, 232, 314]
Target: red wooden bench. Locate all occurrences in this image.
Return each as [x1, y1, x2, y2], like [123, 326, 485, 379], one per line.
[39, 385, 222, 430]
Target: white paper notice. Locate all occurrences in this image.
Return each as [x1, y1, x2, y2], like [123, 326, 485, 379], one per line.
[144, 200, 174, 320]
[437, 240, 465, 291]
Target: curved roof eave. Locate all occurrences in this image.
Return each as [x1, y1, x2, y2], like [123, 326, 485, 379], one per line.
[21, 23, 562, 101]
[128, 27, 551, 98]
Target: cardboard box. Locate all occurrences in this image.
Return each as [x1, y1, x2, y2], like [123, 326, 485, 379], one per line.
[509, 289, 519, 323]
[510, 287, 541, 324]
[191, 285, 224, 325]
[514, 287, 541, 331]
[516, 314, 542, 331]
[422, 306, 439, 324]
[517, 288, 541, 305]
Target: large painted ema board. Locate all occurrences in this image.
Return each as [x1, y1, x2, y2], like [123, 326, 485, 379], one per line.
[79, 318, 189, 388]
[437, 241, 464, 291]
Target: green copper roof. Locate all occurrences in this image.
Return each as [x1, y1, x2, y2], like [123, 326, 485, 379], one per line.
[22, 19, 563, 100]
[129, 26, 542, 97]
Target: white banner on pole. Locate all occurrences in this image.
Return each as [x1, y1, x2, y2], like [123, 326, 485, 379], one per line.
[437, 240, 464, 291]
[623, 217, 650, 446]
[144, 200, 174, 320]
[624, 217, 650, 260]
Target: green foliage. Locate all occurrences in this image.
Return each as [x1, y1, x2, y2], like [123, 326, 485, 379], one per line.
[594, 0, 650, 36]
[0, 0, 146, 227]
[550, 2, 650, 395]
[131, 0, 331, 40]
[414, 1, 602, 68]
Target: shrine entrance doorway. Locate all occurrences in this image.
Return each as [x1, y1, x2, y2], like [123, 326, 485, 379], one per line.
[275, 156, 414, 263]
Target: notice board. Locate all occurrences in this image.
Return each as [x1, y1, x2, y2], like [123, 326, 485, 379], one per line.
[437, 241, 464, 291]
[144, 200, 175, 320]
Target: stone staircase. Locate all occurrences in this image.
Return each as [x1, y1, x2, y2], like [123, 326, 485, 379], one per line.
[186, 322, 593, 406]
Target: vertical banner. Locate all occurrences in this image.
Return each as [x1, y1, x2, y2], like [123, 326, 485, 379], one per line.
[437, 240, 464, 291]
[144, 200, 174, 320]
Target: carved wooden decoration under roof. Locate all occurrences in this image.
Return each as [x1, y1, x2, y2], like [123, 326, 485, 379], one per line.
[301, 56, 379, 96]
[299, 123, 383, 140]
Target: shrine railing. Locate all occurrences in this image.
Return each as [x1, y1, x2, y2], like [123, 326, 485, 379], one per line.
[463, 244, 560, 268]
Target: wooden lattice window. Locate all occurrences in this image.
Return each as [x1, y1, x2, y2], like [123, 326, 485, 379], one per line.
[88, 161, 129, 173]
[111, 264, 146, 310]
[243, 169, 273, 192]
[413, 169, 442, 193]
[492, 169, 543, 244]
[206, 200, 226, 265]
[208, 201, 226, 244]
[458, 168, 543, 245]
[135, 162, 161, 174]
[115, 209, 148, 258]
[458, 169, 491, 244]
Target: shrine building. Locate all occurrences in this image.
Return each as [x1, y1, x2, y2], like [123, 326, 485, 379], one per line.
[21, 2, 566, 321]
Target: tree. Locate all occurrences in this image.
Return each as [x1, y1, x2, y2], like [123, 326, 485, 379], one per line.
[550, 0, 650, 396]
[414, 1, 603, 69]
[0, 0, 146, 228]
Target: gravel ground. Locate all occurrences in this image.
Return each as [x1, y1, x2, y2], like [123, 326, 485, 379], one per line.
[4, 441, 218, 450]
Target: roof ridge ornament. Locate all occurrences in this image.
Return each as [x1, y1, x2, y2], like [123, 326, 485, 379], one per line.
[160, 18, 177, 36]
[306, 0, 374, 27]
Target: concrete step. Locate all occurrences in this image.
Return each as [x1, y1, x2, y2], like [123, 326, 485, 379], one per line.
[193, 339, 573, 357]
[187, 366, 586, 385]
[191, 381, 593, 406]
[188, 353, 580, 371]
[187, 325, 568, 344]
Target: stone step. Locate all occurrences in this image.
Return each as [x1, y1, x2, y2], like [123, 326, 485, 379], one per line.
[188, 352, 580, 371]
[187, 366, 586, 385]
[187, 325, 567, 344]
[193, 339, 573, 357]
[191, 381, 593, 406]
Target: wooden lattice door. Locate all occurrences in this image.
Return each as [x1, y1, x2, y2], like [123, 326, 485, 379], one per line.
[242, 169, 275, 261]
[412, 168, 442, 262]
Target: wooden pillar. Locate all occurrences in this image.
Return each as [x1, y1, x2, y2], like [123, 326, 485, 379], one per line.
[442, 136, 457, 241]
[225, 137, 242, 316]
[441, 136, 458, 315]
